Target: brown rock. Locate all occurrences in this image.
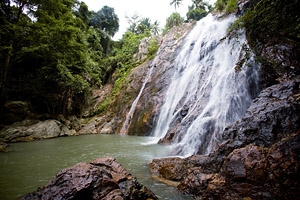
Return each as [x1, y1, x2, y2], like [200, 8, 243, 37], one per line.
[20, 157, 158, 200]
[0, 142, 8, 152]
[150, 157, 187, 182]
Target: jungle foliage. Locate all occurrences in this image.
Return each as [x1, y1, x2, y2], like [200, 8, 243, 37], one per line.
[0, 0, 162, 118]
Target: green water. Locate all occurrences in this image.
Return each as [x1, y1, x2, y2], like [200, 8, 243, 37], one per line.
[0, 134, 192, 200]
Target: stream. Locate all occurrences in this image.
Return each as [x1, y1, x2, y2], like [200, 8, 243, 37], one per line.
[0, 134, 192, 200]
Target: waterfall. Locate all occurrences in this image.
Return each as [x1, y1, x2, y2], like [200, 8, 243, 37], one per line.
[120, 61, 157, 135]
[152, 14, 260, 156]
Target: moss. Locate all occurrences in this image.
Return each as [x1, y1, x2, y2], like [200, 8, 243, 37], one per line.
[225, 0, 238, 14]
[214, 0, 237, 14]
[96, 97, 111, 114]
[129, 103, 154, 136]
[147, 38, 159, 60]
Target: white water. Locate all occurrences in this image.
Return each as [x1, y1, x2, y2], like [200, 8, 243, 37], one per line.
[152, 14, 260, 156]
[120, 56, 159, 135]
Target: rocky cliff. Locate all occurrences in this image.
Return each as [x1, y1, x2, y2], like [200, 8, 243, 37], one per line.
[82, 23, 195, 136]
[146, 0, 300, 198]
[150, 78, 300, 199]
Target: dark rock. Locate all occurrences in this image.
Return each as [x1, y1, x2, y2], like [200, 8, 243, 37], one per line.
[20, 157, 158, 200]
[149, 78, 300, 199]
[0, 142, 8, 152]
[0, 101, 33, 127]
[222, 78, 300, 152]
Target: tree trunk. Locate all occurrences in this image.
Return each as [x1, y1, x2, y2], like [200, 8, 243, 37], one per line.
[0, 41, 12, 105]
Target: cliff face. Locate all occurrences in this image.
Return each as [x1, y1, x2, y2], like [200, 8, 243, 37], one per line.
[88, 23, 194, 136]
[146, 0, 300, 199]
[150, 78, 300, 199]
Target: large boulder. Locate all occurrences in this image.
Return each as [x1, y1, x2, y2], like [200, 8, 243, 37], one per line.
[21, 157, 158, 200]
[220, 78, 300, 155]
[0, 119, 75, 143]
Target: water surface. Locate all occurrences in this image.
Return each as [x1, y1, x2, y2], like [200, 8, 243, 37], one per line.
[0, 134, 192, 200]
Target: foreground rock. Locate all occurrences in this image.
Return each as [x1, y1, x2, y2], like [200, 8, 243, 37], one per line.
[150, 78, 300, 199]
[21, 157, 158, 200]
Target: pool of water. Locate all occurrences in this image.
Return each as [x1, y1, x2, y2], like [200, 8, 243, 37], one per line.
[0, 134, 192, 200]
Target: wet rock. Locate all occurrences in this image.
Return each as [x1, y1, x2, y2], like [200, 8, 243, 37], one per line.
[151, 133, 300, 200]
[149, 78, 300, 199]
[119, 23, 194, 136]
[20, 157, 158, 200]
[0, 119, 73, 143]
[222, 78, 300, 152]
[150, 157, 187, 182]
[0, 142, 8, 152]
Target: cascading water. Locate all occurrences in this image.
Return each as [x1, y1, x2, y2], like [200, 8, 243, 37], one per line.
[152, 14, 260, 156]
[120, 57, 158, 135]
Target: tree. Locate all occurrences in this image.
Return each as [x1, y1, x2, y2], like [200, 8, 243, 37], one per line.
[192, 0, 206, 9]
[0, 0, 34, 104]
[170, 0, 183, 11]
[163, 12, 184, 34]
[187, 8, 207, 21]
[89, 6, 119, 37]
[126, 14, 159, 35]
[136, 17, 152, 34]
[151, 20, 160, 35]
[74, 2, 90, 28]
[0, 0, 106, 116]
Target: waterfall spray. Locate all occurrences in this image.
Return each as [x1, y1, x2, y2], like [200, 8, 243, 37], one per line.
[152, 14, 260, 156]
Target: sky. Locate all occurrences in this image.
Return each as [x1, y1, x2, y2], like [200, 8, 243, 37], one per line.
[82, 0, 191, 40]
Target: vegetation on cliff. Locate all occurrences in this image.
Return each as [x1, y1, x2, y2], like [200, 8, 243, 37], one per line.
[218, 0, 300, 81]
[1, 0, 298, 124]
[0, 0, 162, 121]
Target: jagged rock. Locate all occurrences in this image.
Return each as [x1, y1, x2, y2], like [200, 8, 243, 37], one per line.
[135, 35, 162, 62]
[77, 118, 98, 134]
[151, 132, 300, 200]
[0, 119, 73, 143]
[149, 78, 300, 199]
[221, 78, 300, 154]
[98, 119, 115, 134]
[20, 157, 158, 200]
[150, 157, 187, 182]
